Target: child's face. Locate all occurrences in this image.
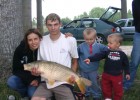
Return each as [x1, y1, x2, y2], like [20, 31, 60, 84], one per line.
[107, 38, 120, 50]
[84, 35, 96, 45]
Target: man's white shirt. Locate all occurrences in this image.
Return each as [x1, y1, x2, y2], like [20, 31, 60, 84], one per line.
[38, 33, 78, 88]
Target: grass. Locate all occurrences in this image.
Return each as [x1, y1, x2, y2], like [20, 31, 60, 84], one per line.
[121, 40, 133, 46]
[2, 63, 140, 100]
[0, 82, 21, 99]
[103, 40, 133, 46]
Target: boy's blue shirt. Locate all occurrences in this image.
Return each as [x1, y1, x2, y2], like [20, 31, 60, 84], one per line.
[78, 42, 107, 72]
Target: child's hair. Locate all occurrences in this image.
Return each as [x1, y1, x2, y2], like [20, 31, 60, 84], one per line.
[45, 13, 61, 24]
[107, 33, 123, 44]
[83, 28, 96, 37]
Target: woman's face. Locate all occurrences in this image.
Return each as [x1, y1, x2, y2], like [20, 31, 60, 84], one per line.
[27, 33, 41, 50]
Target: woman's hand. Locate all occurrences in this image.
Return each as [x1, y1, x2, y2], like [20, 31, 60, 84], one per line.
[31, 68, 41, 76]
[30, 80, 39, 86]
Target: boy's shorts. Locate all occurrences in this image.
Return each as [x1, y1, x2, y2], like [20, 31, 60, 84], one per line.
[32, 82, 75, 100]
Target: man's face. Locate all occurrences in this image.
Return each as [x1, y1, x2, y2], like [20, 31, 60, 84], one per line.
[46, 20, 61, 35]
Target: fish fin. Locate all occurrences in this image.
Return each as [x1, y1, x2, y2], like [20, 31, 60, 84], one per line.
[80, 77, 92, 86]
[48, 79, 55, 85]
[76, 78, 86, 94]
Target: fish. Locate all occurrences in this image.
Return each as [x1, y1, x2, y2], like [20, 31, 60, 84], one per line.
[24, 60, 91, 94]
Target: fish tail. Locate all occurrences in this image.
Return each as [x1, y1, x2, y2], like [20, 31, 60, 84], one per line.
[76, 78, 86, 94]
[80, 77, 92, 86]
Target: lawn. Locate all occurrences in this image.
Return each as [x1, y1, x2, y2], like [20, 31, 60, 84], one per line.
[1, 62, 140, 100]
[0, 82, 21, 99]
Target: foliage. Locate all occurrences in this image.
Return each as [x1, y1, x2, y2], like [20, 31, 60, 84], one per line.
[74, 12, 89, 19]
[89, 7, 106, 18]
[32, 17, 37, 28]
[109, 11, 121, 22]
[127, 9, 133, 18]
[68, 7, 132, 21]
[61, 17, 72, 26]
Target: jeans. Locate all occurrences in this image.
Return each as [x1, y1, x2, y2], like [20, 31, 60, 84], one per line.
[80, 71, 101, 98]
[123, 32, 140, 89]
[7, 75, 37, 98]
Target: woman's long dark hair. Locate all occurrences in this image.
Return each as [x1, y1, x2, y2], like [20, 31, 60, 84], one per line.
[23, 28, 42, 50]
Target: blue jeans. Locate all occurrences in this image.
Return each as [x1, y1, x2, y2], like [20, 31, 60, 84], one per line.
[123, 32, 140, 89]
[80, 71, 101, 98]
[7, 75, 37, 98]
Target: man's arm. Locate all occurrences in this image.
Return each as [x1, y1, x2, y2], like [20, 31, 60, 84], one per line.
[67, 37, 79, 72]
[71, 58, 78, 72]
[69, 58, 78, 84]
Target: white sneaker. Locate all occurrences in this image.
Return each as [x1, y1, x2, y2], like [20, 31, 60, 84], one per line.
[105, 98, 112, 100]
[7, 95, 16, 100]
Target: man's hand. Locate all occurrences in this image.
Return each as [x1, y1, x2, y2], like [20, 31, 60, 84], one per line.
[31, 68, 41, 76]
[69, 75, 75, 84]
[126, 74, 130, 80]
[30, 80, 39, 86]
[65, 32, 73, 38]
[84, 59, 90, 64]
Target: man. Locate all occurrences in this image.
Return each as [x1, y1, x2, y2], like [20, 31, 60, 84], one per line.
[123, 0, 140, 90]
[31, 13, 78, 100]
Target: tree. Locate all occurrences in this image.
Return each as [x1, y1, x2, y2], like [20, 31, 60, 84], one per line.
[121, 0, 127, 18]
[61, 17, 72, 26]
[89, 7, 106, 18]
[0, 0, 24, 81]
[74, 12, 89, 19]
[37, 0, 43, 34]
[22, 0, 32, 33]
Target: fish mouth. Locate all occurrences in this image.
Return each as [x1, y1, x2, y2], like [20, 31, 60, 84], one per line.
[24, 64, 27, 70]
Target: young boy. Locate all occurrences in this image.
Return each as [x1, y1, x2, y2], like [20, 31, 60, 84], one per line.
[78, 28, 107, 100]
[84, 33, 130, 100]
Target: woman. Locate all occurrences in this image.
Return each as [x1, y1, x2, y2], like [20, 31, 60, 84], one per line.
[7, 29, 42, 99]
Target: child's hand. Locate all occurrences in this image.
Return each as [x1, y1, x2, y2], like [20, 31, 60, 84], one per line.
[126, 74, 130, 80]
[84, 59, 90, 64]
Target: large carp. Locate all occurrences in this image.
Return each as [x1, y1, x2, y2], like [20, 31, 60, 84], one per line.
[24, 60, 91, 94]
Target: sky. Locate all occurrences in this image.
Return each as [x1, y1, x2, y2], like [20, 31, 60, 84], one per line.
[32, 0, 132, 20]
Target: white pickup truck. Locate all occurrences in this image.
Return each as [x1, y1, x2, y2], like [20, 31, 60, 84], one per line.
[115, 18, 135, 40]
